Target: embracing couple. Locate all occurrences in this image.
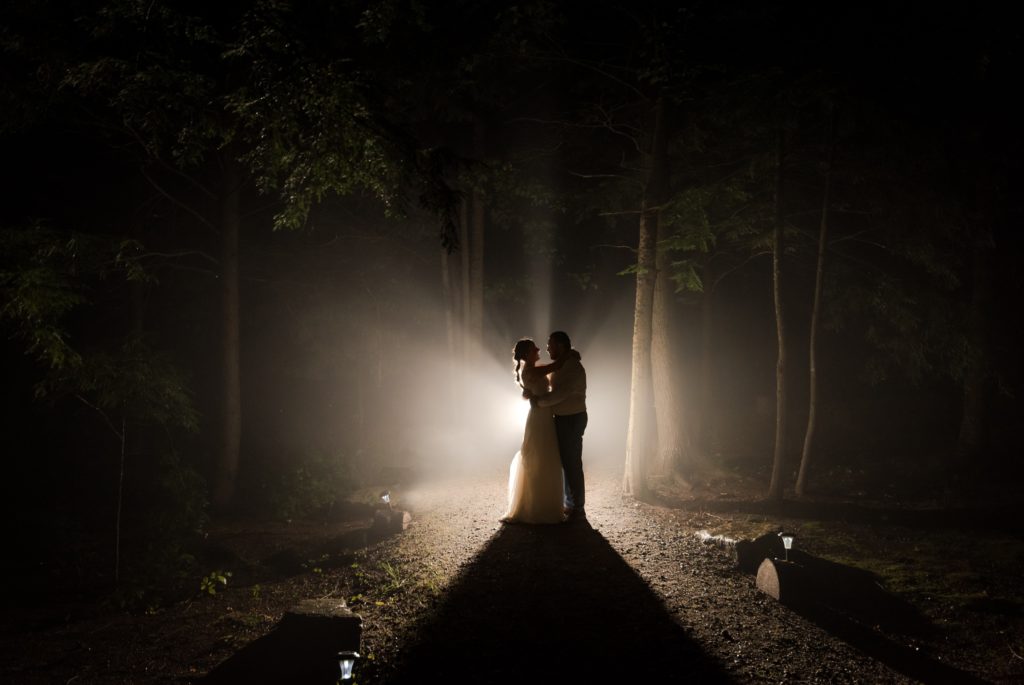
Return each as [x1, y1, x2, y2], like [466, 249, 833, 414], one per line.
[502, 331, 588, 525]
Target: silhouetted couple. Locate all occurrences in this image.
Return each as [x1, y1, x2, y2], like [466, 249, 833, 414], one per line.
[501, 331, 588, 524]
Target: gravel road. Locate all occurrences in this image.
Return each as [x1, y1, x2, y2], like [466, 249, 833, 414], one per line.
[350, 464, 982, 684]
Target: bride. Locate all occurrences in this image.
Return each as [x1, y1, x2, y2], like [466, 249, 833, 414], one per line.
[501, 338, 575, 524]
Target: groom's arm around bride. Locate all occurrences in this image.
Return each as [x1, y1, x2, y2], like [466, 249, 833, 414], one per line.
[532, 352, 586, 413]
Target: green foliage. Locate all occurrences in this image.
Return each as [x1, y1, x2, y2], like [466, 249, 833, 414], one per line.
[83, 443, 207, 612]
[1, 225, 195, 424]
[379, 560, 408, 595]
[200, 570, 232, 596]
[227, 10, 406, 231]
[38, 336, 199, 431]
[111, 452, 206, 610]
[1, 224, 205, 606]
[60, 2, 224, 166]
[824, 268, 966, 385]
[0, 226, 153, 365]
[144, 450, 209, 539]
[1, 226, 94, 369]
[265, 448, 354, 520]
[52, 1, 454, 239]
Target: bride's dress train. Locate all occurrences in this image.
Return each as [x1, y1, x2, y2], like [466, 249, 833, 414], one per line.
[502, 372, 564, 524]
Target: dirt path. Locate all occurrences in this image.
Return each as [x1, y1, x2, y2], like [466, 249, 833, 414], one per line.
[353, 465, 984, 684]
[2, 465, 1003, 683]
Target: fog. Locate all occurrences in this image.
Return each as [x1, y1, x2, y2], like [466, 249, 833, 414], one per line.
[235, 210, 641, 492]
[406, 298, 637, 476]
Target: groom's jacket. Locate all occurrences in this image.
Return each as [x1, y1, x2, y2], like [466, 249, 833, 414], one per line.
[539, 355, 587, 415]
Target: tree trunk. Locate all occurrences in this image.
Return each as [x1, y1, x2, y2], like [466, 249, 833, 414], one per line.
[441, 247, 457, 359]
[214, 161, 242, 511]
[756, 558, 815, 606]
[652, 211, 687, 475]
[624, 204, 656, 499]
[767, 126, 788, 502]
[649, 97, 687, 476]
[129, 233, 146, 336]
[697, 256, 715, 454]
[458, 198, 470, 362]
[796, 109, 836, 498]
[464, 121, 486, 366]
[956, 223, 994, 461]
[468, 189, 485, 358]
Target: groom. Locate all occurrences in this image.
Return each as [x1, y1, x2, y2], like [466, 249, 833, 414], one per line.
[533, 331, 588, 521]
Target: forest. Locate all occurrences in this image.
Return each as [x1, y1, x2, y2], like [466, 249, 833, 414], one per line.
[1, 1, 1022, 683]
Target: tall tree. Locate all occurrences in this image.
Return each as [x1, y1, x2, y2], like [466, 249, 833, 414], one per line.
[649, 97, 688, 477]
[955, 221, 995, 461]
[767, 123, 789, 501]
[34, 1, 457, 508]
[0, 226, 199, 585]
[467, 122, 487, 363]
[795, 105, 837, 498]
[216, 157, 242, 508]
[623, 184, 657, 499]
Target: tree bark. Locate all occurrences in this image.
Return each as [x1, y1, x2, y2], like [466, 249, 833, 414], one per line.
[624, 203, 656, 499]
[756, 558, 814, 606]
[214, 161, 242, 511]
[796, 108, 836, 498]
[956, 223, 994, 461]
[649, 97, 687, 476]
[697, 256, 715, 454]
[458, 198, 470, 362]
[468, 189, 485, 358]
[767, 125, 788, 502]
[464, 121, 486, 366]
[441, 246, 457, 359]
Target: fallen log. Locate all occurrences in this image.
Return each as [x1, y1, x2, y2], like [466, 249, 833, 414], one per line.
[372, 508, 412, 535]
[735, 532, 785, 573]
[755, 558, 817, 606]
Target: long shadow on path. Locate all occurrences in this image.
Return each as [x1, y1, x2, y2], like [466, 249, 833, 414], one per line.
[390, 520, 732, 683]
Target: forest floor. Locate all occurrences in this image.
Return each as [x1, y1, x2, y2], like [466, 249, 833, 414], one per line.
[2, 463, 1023, 684]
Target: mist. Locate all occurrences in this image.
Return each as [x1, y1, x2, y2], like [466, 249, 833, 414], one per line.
[2, 3, 1023, 681]
[234, 207, 640, 489]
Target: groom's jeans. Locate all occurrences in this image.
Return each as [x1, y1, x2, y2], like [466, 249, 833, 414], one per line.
[555, 411, 588, 510]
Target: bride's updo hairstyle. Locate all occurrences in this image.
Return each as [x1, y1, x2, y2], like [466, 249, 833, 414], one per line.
[512, 338, 534, 388]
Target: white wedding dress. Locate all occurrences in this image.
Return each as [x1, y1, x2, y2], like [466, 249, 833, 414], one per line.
[502, 369, 565, 524]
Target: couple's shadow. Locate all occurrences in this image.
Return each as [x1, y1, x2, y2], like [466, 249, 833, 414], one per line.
[391, 520, 730, 683]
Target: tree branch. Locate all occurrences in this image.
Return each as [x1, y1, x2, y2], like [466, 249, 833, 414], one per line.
[140, 167, 218, 232]
[829, 229, 889, 250]
[532, 51, 646, 101]
[569, 171, 633, 180]
[711, 250, 771, 291]
[138, 250, 220, 265]
[591, 243, 636, 250]
[121, 123, 217, 200]
[240, 199, 283, 220]
[75, 394, 123, 441]
[154, 263, 221, 278]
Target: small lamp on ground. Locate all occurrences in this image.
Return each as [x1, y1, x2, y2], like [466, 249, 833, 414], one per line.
[778, 532, 795, 562]
[338, 650, 360, 681]
[380, 490, 391, 507]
